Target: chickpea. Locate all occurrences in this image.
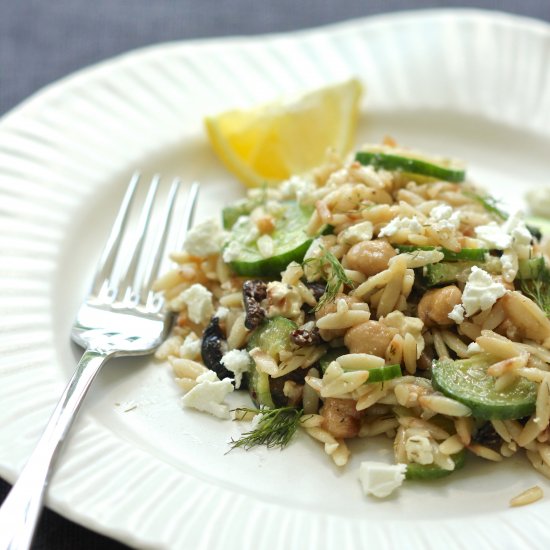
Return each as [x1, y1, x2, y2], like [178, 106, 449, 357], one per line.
[417, 285, 462, 328]
[344, 320, 398, 357]
[344, 239, 396, 277]
[321, 397, 362, 439]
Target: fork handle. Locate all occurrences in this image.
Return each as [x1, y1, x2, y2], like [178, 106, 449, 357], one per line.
[0, 349, 109, 550]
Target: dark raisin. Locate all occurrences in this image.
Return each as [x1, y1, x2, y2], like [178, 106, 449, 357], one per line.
[242, 280, 267, 330]
[290, 327, 322, 346]
[473, 422, 502, 451]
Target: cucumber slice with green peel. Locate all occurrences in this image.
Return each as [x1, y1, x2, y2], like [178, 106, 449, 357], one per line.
[247, 316, 297, 359]
[246, 368, 275, 408]
[319, 347, 347, 374]
[405, 450, 466, 481]
[222, 201, 254, 229]
[423, 261, 480, 287]
[355, 146, 465, 183]
[318, 348, 401, 382]
[396, 245, 488, 262]
[225, 201, 314, 277]
[246, 317, 297, 409]
[363, 363, 402, 383]
[424, 257, 545, 286]
[432, 357, 537, 420]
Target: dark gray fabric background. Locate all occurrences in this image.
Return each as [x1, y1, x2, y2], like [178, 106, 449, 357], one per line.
[1, 1, 549, 549]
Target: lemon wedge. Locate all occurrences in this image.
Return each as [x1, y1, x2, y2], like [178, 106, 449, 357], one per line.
[204, 78, 363, 187]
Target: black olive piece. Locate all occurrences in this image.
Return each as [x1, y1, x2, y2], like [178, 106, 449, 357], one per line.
[200, 317, 232, 380]
[242, 280, 267, 330]
[304, 281, 327, 302]
[526, 224, 542, 243]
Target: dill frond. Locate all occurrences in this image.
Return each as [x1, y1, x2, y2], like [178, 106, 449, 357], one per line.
[463, 190, 508, 221]
[303, 247, 355, 311]
[229, 407, 303, 451]
[520, 265, 550, 317]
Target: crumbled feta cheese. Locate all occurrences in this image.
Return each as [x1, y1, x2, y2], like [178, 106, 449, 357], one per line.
[266, 281, 303, 319]
[448, 304, 465, 324]
[461, 266, 506, 317]
[475, 222, 512, 249]
[179, 333, 202, 360]
[500, 249, 518, 282]
[215, 306, 229, 321]
[526, 186, 550, 218]
[181, 371, 234, 419]
[428, 204, 461, 233]
[503, 211, 532, 260]
[405, 435, 435, 465]
[279, 175, 316, 203]
[358, 462, 407, 498]
[178, 283, 214, 324]
[220, 349, 251, 389]
[339, 220, 374, 244]
[379, 216, 423, 237]
[222, 239, 242, 262]
[184, 218, 226, 257]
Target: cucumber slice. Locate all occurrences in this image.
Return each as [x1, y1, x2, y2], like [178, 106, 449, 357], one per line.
[222, 200, 254, 229]
[246, 317, 297, 408]
[423, 261, 479, 287]
[364, 363, 402, 383]
[405, 450, 466, 481]
[424, 258, 544, 286]
[318, 348, 401, 382]
[356, 146, 465, 183]
[226, 201, 314, 277]
[396, 245, 487, 262]
[246, 368, 275, 408]
[247, 316, 297, 359]
[319, 347, 347, 374]
[432, 357, 537, 420]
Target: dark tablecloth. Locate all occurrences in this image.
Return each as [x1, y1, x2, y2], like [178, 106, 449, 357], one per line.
[1, 1, 549, 548]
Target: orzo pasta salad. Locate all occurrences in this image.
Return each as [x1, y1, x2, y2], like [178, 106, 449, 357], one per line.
[154, 143, 550, 499]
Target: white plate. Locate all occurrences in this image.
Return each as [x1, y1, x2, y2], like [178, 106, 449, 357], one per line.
[1, 9, 550, 550]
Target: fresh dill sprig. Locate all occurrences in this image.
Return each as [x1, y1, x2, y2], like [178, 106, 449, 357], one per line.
[520, 265, 550, 317]
[303, 247, 355, 311]
[229, 407, 303, 451]
[462, 190, 508, 221]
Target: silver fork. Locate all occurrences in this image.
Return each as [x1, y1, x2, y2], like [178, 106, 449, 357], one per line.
[0, 173, 200, 550]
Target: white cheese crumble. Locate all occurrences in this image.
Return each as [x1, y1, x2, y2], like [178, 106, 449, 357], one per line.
[178, 283, 214, 324]
[475, 222, 512, 249]
[266, 281, 303, 319]
[222, 239, 242, 262]
[184, 218, 226, 257]
[448, 266, 506, 322]
[448, 304, 465, 324]
[220, 349, 251, 389]
[279, 175, 317, 203]
[428, 204, 461, 233]
[379, 216, 423, 238]
[339, 220, 374, 244]
[181, 371, 234, 419]
[405, 435, 435, 465]
[358, 462, 407, 498]
[179, 333, 201, 360]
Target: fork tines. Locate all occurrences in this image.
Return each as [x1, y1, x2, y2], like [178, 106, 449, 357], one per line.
[91, 173, 199, 310]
